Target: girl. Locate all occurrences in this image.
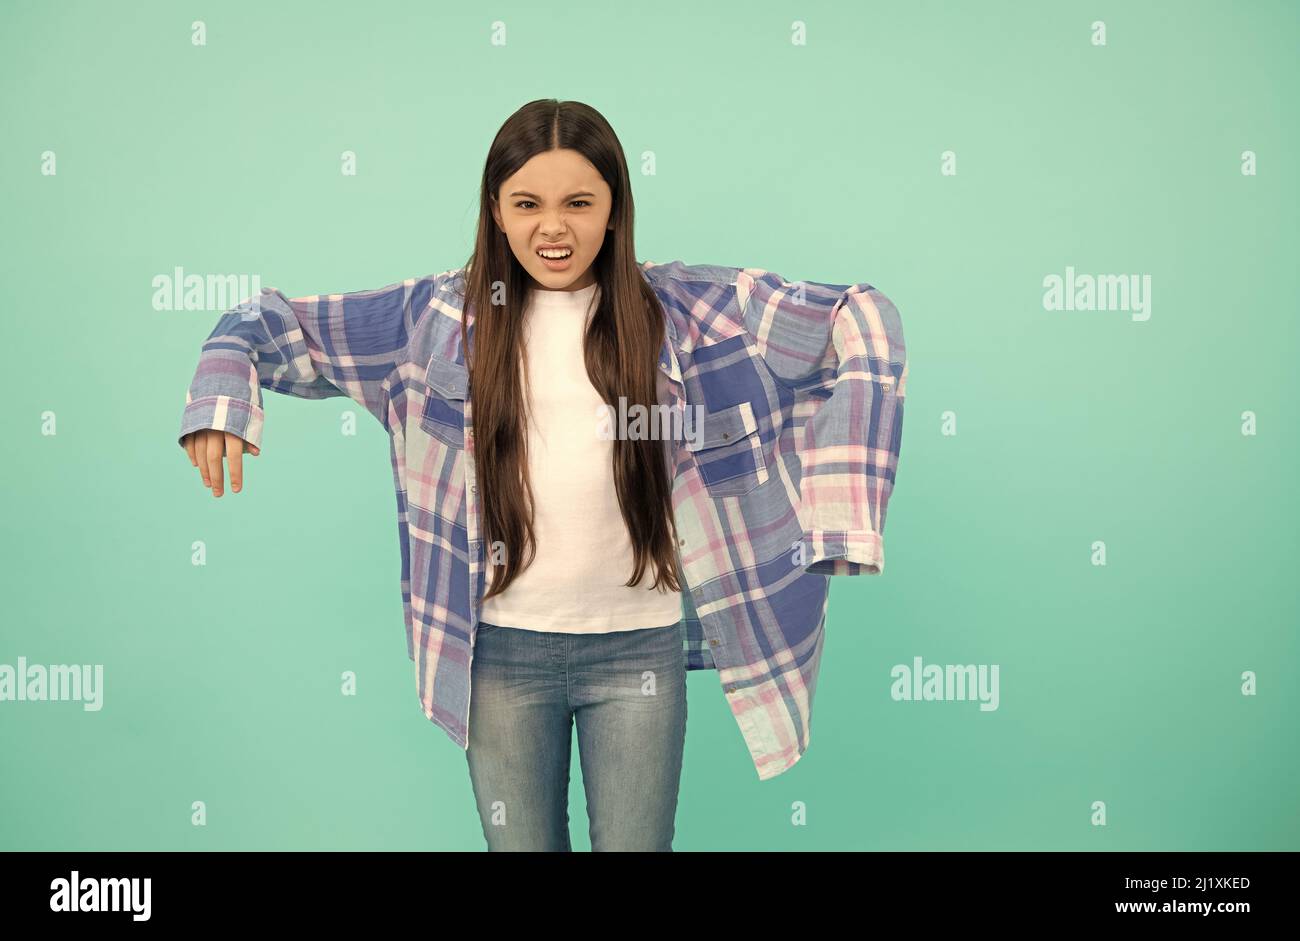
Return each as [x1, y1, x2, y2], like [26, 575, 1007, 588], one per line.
[179, 98, 909, 852]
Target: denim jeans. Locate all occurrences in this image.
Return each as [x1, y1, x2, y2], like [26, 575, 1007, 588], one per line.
[464, 618, 688, 851]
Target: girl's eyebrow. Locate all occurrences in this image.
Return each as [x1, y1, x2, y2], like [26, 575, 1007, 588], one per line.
[508, 190, 596, 200]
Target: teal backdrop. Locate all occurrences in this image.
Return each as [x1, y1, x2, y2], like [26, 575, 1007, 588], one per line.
[1, 0, 1296, 851]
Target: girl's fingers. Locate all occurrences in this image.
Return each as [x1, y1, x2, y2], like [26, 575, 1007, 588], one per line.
[184, 429, 254, 493]
[225, 432, 243, 493]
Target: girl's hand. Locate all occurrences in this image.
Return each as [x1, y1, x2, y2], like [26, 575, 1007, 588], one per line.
[182, 429, 259, 497]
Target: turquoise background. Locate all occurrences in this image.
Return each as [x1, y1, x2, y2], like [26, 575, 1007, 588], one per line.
[1, 0, 1296, 850]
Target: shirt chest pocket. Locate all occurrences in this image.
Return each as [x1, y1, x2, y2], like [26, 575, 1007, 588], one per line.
[685, 400, 769, 497]
[420, 356, 469, 448]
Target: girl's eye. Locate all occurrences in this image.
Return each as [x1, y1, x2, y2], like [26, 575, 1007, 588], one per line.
[514, 200, 591, 209]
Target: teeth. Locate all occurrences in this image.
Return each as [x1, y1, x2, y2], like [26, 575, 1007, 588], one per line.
[538, 248, 572, 259]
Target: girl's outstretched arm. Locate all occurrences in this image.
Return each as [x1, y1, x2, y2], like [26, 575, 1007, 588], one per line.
[738, 269, 908, 576]
[177, 275, 441, 453]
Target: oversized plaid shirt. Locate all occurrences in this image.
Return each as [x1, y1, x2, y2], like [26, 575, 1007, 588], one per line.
[177, 260, 907, 780]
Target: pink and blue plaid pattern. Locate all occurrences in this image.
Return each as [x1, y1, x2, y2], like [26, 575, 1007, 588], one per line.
[178, 260, 907, 780]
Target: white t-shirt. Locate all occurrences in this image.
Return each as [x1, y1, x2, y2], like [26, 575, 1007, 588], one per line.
[477, 281, 683, 633]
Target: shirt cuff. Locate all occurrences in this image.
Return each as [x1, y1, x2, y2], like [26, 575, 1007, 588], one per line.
[178, 395, 265, 451]
[802, 529, 883, 576]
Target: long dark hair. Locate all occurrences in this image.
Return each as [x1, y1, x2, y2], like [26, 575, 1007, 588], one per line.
[458, 99, 681, 602]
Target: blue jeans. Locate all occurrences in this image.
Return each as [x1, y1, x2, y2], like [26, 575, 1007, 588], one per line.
[465, 619, 688, 851]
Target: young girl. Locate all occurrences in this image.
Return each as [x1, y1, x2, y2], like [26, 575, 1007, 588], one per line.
[178, 99, 907, 852]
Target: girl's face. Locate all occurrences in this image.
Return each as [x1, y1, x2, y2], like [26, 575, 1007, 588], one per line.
[491, 148, 614, 293]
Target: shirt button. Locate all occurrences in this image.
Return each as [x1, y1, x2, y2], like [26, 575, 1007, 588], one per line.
[708, 638, 719, 647]
[470, 485, 477, 493]
[678, 538, 685, 546]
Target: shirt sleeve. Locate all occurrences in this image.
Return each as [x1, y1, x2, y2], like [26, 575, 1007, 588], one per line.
[177, 276, 439, 451]
[741, 271, 908, 576]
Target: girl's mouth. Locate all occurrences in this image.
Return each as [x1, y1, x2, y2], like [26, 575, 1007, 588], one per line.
[537, 246, 573, 270]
